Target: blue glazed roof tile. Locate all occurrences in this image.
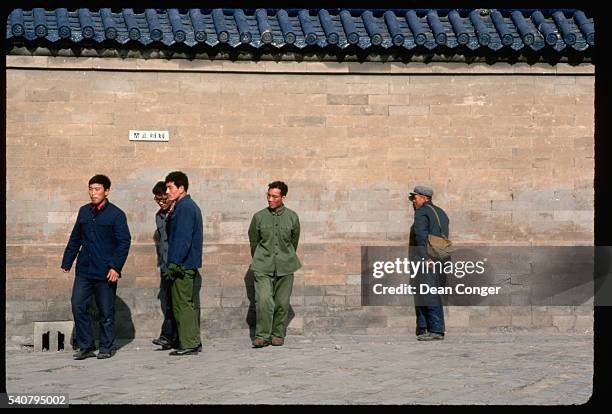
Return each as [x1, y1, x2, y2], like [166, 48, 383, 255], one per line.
[6, 8, 594, 57]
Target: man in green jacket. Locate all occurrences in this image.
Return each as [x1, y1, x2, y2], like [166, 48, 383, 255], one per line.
[248, 181, 301, 348]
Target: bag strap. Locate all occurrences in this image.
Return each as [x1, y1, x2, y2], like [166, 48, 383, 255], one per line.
[425, 204, 448, 238]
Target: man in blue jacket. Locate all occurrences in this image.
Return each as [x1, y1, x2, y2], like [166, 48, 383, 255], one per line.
[164, 171, 203, 356]
[409, 185, 449, 341]
[61, 175, 131, 359]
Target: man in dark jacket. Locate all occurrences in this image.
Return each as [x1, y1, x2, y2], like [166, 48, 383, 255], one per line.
[409, 185, 449, 341]
[164, 171, 203, 355]
[151, 181, 178, 350]
[61, 174, 131, 359]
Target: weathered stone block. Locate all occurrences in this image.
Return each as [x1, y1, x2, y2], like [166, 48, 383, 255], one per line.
[33, 320, 74, 352]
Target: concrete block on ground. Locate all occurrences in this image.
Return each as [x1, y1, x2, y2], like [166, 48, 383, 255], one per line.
[33, 320, 74, 351]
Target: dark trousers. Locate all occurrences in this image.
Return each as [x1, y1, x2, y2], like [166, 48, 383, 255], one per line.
[414, 269, 446, 334]
[158, 273, 177, 342]
[415, 305, 445, 334]
[71, 276, 117, 352]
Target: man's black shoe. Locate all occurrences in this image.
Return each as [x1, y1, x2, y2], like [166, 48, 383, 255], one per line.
[97, 349, 116, 359]
[72, 347, 95, 358]
[153, 337, 178, 350]
[415, 327, 428, 336]
[418, 332, 445, 341]
[169, 346, 200, 356]
[73, 348, 96, 360]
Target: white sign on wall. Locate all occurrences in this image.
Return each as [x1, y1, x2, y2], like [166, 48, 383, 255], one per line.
[129, 130, 169, 142]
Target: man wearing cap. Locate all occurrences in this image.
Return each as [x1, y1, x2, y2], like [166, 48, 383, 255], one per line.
[409, 185, 450, 341]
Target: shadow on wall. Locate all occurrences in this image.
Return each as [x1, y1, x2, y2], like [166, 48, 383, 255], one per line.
[244, 268, 294, 341]
[115, 295, 136, 348]
[71, 294, 135, 350]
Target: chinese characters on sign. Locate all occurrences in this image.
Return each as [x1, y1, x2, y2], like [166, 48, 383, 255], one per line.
[129, 130, 169, 142]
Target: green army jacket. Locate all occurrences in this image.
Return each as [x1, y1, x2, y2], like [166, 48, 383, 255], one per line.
[248, 206, 301, 276]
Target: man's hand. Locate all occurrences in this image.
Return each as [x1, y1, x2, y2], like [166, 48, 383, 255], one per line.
[107, 268, 120, 283]
[61, 268, 70, 273]
[168, 263, 181, 277]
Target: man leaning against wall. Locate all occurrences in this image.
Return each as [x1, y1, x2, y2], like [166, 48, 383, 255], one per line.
[248, 181, 301, 348]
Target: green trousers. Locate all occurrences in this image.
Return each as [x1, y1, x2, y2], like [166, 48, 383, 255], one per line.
[254, 271, 294, 340]
[170, 270, 201, 349]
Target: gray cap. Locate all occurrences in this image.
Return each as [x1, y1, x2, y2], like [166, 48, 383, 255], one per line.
[409, 185, 433, 197]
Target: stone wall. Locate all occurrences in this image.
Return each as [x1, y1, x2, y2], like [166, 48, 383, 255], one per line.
[6, 57, 595, 344]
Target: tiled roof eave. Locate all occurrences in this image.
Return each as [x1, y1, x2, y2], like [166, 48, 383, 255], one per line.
[6, 8, 594, 58]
